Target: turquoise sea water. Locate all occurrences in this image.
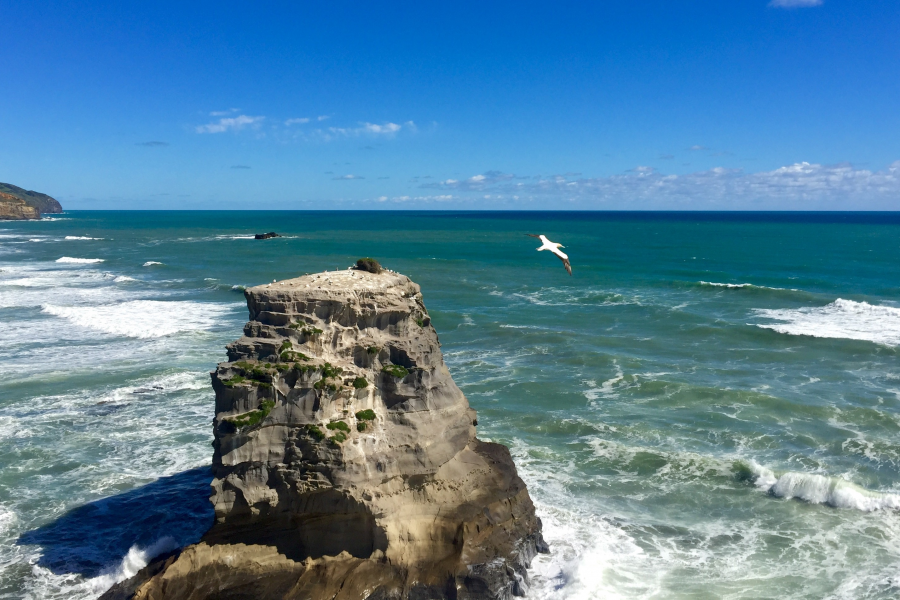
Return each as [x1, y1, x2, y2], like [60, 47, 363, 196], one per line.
[3, 211, 900, 599]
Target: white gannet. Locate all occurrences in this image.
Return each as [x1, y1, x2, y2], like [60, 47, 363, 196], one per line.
[527, 234, 572, 275]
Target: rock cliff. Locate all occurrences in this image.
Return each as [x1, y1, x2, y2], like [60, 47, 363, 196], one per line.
[0, 181, 63, 216]
[103, 269, 547, 600]
[0, 192, 40, 220]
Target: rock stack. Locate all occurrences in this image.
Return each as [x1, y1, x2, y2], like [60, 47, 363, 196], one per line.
[104, 269, 546, 600]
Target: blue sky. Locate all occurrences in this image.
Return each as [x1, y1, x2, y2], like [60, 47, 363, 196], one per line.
[1, 0, 898, 210]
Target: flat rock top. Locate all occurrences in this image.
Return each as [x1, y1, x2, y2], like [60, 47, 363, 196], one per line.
[248, 269, 414, 297]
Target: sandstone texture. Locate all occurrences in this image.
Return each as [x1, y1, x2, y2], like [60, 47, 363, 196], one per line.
[104, 269, 547, 600]
[0, 181, 63, 216]
[0, 191, 40, 220]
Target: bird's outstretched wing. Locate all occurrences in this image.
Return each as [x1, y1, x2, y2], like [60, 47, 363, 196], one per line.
[561, 257, 572, 275]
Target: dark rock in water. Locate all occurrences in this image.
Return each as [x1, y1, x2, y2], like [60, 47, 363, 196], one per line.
[254, 232, 281, 240]
[0, 182, 63, 218]
[102, 269, 546, 600]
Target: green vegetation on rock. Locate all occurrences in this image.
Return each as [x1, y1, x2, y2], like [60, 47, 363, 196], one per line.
[357, 422, 367, 432]
[223, 375, 246, 387]
[321, 362, 343, 379]
[352, 377, 369, 389]
[382, 364, 409, 379]
[226, 400, 275, 429]
[355, 409, 376, 421]
[326, 421, 351, 433]
[306, 424, 325, 441]
[330, 431, 347, 444]
[281, 350, 311, 362]
[355, 257, 382, 274]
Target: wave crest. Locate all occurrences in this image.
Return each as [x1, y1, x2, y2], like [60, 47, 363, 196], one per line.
[56, 257, 105, 264]
[741, 461, 900, 512]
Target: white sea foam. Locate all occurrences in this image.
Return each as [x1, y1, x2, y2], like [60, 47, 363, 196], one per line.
[65, 236, 103, 240]
[113, 275, 136, 283]
[56, 257, 105, 264]
[754, 298, 900, 346]
[583, 363, 626, 401]
[142, 261, 163, 266]
[42, 300, 234, 338]
[0, 505, 16, 535]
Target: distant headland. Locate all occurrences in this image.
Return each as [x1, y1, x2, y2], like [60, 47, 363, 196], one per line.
[0, 182, 63, 220]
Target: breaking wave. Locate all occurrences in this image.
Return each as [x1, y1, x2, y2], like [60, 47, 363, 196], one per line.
[142, 261, 163, 267]
[740, 461, 900, 512]
[700, 281, 792, 291]
[86, 537, 178, 594]
[56, 257, 105, 264]
[65, 236, 103, 241]
[753, 299, 900, 347]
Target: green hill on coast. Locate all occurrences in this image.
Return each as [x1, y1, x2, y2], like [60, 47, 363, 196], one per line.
[0, 182, 62, 219]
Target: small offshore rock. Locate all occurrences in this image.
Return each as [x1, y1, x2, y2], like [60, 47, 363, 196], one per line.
[254, 231, 281, 240]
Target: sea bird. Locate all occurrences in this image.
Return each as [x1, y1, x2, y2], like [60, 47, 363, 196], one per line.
[527, 234, 572, 275]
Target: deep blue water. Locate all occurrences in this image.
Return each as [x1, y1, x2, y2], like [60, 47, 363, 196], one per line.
[2, 211, 900, 599]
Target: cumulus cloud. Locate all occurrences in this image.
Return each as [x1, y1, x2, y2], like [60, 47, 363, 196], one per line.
[769, 0, 822, 7]
[137, 141, 169, 147]
[333, 174, 364, 180]
[196, 115, 265, 134]
[422, 161, 900, 209]
[285, 117, 310, 125]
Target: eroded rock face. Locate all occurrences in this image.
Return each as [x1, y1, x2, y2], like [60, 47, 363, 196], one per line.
[103, 269, 546, 600]
[0, 192, 40, 220]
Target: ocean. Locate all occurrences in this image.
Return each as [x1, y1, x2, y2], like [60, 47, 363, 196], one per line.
[2, 210, 900, 599]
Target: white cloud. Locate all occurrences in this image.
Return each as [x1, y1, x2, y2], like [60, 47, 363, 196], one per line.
[769, 0, 822, 7]
[317, 115, 330, 121]
[363, 122, 401, 134]
[688, 145, 707, 151]
[333, 174, 364, 180]
[325, 122, 405, 138]
[376, 194, 455, 203]
[424, 161, 900, 209]
[196, 115, 264, 134]
[285, 117, 310, 125]
[429, 171, 517, 191]
[209, 108, 240, 116]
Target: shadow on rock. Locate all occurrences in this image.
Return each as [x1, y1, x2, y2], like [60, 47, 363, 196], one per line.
[17, 467, 214, 578]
